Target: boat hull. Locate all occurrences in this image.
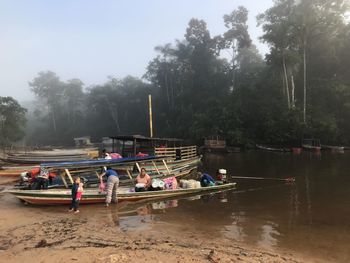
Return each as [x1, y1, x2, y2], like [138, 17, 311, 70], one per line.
[302, 144, 321, 151]
[7, 183, 236, 205]
[321, 145, 344, 152]
[256, 144, 289, 152]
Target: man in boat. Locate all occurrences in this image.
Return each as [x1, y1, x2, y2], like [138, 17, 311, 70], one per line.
[30, 167, 57, 190]
[197, 172, 215, 187]
[99, 166, 119, 207]
[135, 168, 151, 192]
[216, 169, 227, 184]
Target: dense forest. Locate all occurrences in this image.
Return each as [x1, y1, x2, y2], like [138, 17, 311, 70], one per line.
[1, 0, 350, 147]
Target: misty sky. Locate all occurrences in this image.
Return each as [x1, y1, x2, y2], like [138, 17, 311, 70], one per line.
[0, 0, 273, 102]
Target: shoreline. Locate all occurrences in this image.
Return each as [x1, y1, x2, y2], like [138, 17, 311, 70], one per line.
[0, 186, 321, 263]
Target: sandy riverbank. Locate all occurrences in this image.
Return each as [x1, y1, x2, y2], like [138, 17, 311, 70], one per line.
[0, 185, 318, 263]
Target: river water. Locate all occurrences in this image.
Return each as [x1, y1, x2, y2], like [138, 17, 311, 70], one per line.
[114, 151, 350, 262]
[2, 151, 350, 262]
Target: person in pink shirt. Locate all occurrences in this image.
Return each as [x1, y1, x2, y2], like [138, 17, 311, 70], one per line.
[135, 168, 151, 192]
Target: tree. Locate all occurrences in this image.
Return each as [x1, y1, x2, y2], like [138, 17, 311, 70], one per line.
[0, 97, 27, 147]
[223, 6, 252, 91]
[258, 0, 299, 110]
[29, 71, 64, 133]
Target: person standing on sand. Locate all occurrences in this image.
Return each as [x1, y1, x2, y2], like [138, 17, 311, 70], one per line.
[100, 166, 119, 207]
[69, 177, 82, 213]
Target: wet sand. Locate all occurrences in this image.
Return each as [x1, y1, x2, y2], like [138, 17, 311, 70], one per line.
[0, 185, 314, 263]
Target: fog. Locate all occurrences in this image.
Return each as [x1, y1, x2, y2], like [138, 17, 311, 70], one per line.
[0, 0, 271, 102]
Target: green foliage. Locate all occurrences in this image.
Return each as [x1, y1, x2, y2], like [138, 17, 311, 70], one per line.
[26, 2, 350, 147]
[0, 97, 27, 146]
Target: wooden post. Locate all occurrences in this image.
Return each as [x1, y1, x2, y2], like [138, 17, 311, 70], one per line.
[162, 159, 171, 174]
[134, 139, 136, 156]
[135, 162, 141, 172]
[65, 169, 74, 184]
[149, 94, 153, 138]
[126, 169, 133, 179]
[60, 171, 68, 189]
[152, 161, 161, 175]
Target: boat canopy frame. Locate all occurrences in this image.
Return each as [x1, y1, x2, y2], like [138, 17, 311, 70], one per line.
[108, 135, 185, 157]
[40, 155, 173, 189]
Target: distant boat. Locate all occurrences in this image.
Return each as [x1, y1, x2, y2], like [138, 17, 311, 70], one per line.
[321, 145, 344, 152]
[302, 139, 321, 151]
[0, 149, 95, 164]
[291, 147, 302, 154]
[256, 144, 290, 152]
[202, 136, 240, 153]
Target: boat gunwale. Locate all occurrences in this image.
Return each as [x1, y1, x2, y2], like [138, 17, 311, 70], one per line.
[6, 183, 237, 204]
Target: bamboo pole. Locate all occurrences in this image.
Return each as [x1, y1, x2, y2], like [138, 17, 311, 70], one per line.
[162, 159, 171, 174]
[126, 169, 133, 179]
[152, 161, 161, 175]
[65, 169, 74, 184]
[148, 94, 153, 138]
[60, 171, 68, 188]
[135, 162, 141, 172]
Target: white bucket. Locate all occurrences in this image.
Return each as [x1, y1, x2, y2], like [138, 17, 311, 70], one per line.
[151, 180, 159, 188]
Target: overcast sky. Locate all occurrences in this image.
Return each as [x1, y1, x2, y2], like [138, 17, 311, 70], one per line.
[0, 0, 273, 102]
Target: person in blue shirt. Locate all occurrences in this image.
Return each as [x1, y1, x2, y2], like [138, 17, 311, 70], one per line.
[99, 166, 119, 207]
[197, 172, 215, 187]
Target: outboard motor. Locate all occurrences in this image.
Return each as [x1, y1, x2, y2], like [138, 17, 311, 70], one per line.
[217, 169, 227, 184]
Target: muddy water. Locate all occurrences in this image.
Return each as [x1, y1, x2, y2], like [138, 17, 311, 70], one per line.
[1, 151, 350, 262]
[118, 151, 350, 262]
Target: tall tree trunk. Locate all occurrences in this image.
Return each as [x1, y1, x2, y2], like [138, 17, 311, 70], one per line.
[282, 55, 291, 109]
[291, 74, 296, 109]
[282, 72, 286, 96]
[51, 107, 57, 133]
[164, 66, 170, 108]
[105, 99, 121, 133]
[303, 42, 307, 123]
[231, 42, 236, 91]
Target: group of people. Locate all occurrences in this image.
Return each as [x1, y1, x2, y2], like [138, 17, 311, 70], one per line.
[21, 167, 57, 190]
[69, 167, 228, 213]
[69, 166, 152, 212]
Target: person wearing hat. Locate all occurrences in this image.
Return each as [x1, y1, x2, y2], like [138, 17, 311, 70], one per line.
[197, 172, 215, 187]
[217, 169, 227, 184]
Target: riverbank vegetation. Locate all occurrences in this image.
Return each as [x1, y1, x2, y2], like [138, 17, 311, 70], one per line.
[19, 0, 350, 147]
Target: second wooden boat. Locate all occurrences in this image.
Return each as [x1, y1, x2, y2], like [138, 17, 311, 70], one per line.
[321, 145, 344, 152]
[7, 183, 236, 205]
[256, 144, 290, 152]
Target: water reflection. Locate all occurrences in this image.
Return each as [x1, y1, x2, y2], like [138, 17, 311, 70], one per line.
[104, 199, 179, 231]
[81, 152, 350, 262]
[257, 222, 280, 250]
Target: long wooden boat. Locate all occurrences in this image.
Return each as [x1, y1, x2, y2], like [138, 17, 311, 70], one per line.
[0, 165, 39, 177]
[16, 156, 197, 189]
[0, 155, 91, 164]
[302, 139, 321, 151]
[256, 144, 290, 152]
[321, 145, 345, 152]
[0, 149, 98, 164]
[302, 144, 321, 151]
[7, 183, 236, 205]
